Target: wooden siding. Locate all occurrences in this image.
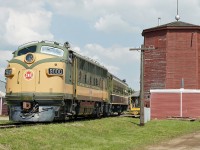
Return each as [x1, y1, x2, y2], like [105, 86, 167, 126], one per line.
[150, 89, 200, 119]
[142, 23, 200, 100]
[0, 98, 8, 116]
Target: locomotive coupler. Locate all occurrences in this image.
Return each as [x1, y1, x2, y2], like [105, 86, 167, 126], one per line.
[21, 100, 39, 113]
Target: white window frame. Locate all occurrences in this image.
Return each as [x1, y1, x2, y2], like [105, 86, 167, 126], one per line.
[41, 46, 64, 57]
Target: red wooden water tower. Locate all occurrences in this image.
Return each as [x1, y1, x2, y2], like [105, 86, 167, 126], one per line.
[142, 20, 200, 99]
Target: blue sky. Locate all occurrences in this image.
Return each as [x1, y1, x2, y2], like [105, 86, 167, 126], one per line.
[1, 0, 200, 90]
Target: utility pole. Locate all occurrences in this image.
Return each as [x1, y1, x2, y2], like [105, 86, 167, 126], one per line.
[130, 45, 155, 126]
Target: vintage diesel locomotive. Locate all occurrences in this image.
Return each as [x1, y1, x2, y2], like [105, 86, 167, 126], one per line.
[5, 41, 129, 122]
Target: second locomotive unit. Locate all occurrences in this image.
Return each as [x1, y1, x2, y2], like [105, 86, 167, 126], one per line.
[5, 41, 129, 122]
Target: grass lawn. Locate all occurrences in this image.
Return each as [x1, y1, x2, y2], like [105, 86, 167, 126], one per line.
[0, 117, 200, 150]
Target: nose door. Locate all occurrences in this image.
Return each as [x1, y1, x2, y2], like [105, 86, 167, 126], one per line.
[21, 69, 36, 92]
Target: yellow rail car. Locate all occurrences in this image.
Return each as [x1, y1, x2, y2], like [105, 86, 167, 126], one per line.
[128, 91, 140, 116]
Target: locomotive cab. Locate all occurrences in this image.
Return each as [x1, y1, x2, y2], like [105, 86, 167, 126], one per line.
[5, 41, 69, 122]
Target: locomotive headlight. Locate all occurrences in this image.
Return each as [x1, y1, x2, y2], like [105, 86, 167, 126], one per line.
[25, 53, 35, 64]
[5, 68, 14, 77]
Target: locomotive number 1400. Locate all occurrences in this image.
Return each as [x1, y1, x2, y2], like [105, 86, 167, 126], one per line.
[48, 68, 63, 75]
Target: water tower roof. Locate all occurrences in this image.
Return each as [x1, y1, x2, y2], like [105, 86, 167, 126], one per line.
[142, 21, 200, 36]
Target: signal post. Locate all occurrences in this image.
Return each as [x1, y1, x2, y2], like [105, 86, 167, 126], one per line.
[129, 45, 155, 126]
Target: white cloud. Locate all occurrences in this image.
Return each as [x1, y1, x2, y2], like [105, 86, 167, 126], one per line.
[47, 0, 200, 30]
[2, 0, 200, 90]
[4, 9, 53, 46]
[84, 43, 140, 62]
[0, 68, 6, 82]
[94, 14, 140, 33]
[0, 50, 13, 82]
[78, 43, 140, 89]
[71, 43, 140, 77]
[0, 1, 53, 46]
[103, 64, 120, 75]
[0, 50, 13, 61]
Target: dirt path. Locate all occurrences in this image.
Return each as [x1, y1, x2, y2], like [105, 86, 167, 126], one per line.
[146, 131, 200, 150]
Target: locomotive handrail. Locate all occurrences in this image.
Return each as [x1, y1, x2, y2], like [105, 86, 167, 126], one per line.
[40, 40, 64, 47]
[18, 41, 65, 49]
[18, 41, 39, 49]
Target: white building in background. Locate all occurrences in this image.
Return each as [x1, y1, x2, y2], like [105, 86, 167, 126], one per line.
[0, 80, 5, 92]
[0, 81, 6, 115]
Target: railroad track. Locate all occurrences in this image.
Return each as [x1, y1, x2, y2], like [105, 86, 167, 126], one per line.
[0, 124, 20, 129]
[0, 122, 38, 129]
[0, 114, 122, 129]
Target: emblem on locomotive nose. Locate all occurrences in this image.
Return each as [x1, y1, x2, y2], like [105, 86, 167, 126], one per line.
[24, 70, 34, 80]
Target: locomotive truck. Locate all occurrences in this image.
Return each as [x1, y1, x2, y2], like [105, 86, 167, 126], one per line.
[5, 41, 129, 122]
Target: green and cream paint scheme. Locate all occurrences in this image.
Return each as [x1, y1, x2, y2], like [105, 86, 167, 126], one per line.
[5, 41, 129, 122]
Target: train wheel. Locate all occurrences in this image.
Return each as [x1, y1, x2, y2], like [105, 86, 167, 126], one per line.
[96, 107, 101, 118]
[103, 105, 111, 117]
[117, 106, 122, 116]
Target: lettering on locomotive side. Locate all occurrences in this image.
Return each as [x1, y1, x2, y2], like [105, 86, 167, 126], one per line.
[48, 68, 63, 75]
